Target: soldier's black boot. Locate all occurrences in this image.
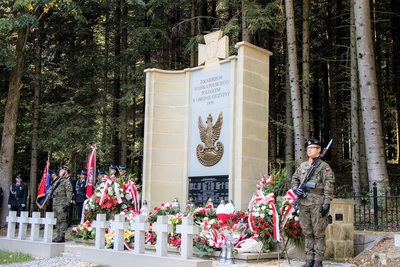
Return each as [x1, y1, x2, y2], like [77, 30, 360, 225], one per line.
[301, 259, 315, 267]
[52, 236, 59, 242]
[313, 260, 323, 267]
[53, 236, 65, 243]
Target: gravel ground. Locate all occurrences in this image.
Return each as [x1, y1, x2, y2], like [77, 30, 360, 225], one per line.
[1, 257, 355, 267]
[0, 252, 98, 267]
[0, 249, 355, 267]
[5, 229, 396, 267]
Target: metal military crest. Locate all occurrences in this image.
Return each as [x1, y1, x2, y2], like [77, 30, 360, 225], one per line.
[196, 112, 224, 166]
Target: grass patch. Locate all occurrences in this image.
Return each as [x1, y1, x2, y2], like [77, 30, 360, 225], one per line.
[0, 250, 34, 264]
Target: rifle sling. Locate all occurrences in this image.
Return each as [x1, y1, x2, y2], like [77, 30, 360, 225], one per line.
[47, 178, 62, 201]
[301, 159, 323, 185]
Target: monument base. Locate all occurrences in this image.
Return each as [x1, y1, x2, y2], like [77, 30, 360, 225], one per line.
[0, 237, 65, 258]
[78, 246, 212, 267]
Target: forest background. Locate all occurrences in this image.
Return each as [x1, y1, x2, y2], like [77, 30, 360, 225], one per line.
[0, 0, 399, 225]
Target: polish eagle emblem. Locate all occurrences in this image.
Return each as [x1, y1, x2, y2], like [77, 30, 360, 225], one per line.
[196, 112, 224, 166]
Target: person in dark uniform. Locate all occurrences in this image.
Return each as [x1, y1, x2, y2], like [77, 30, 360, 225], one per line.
[109, 165, 117, 179]
[118, 165, 127, 180]
[50, 170, 58, 181]
[66, 168, 76, 226]
[7, 174, 28, 216]
[97, 169, 105, 184]
[74, 170, 87, 224]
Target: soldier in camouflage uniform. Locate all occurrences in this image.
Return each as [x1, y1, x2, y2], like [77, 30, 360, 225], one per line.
[291, 138, 335, 267]
[47, 166, 73, 243]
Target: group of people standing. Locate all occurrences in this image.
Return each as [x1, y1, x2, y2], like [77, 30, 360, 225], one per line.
[6, 164, 127, 243]
[45, 164, 127, 243]
[6, 138, 334, 266]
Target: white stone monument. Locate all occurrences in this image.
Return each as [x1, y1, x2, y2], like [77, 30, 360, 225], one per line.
[176, 216, 198, 259]
[130, 214, 149, 254]
[152, 215, 173, 257]
[143, 31, 271, 211]
[92, 213, 109, 249]
[110, 214, 128, 251]
[0, 211, 63, 258]
[29, 212, 43, 241]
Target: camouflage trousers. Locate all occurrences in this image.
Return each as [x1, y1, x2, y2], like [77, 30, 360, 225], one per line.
[299, 204, 328, 261]
[54, 205, 69, 238]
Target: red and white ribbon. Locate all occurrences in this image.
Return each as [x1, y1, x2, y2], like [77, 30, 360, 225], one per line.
[280, 189, 297, 227]
[99, 175, 122, 206]
[124, 240, 135, 251]
[123, 180, 140, 211]
[253, 193, 280, 241]
[210, 229, 223, 248]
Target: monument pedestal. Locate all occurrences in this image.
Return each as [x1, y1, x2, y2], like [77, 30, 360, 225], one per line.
[0, 237, 65, 258]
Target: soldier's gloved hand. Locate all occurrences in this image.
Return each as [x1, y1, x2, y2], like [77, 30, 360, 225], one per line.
[21, 204, 25, 208]
[320, 203, 330, 217]
[63, 205, 69, 212]
[295, 188, 306, 198]
[7, 204, 11, 209]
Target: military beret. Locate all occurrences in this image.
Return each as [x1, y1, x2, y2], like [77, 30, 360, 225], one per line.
[305, 138, 322, 148]
[15, 174, 22, 179]
[60, 166, 69, 171]
[109, 165, 117, 170]
[119, 166, 126, 171]
[81, 170, 87, 175]
[98, 169, 105, 175]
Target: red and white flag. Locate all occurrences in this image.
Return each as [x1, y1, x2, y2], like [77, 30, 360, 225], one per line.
[36, 161, 51, 208]
[85, 144, 97, 198]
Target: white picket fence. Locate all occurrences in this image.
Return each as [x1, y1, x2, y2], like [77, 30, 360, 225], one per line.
[3, 210, 211, 267]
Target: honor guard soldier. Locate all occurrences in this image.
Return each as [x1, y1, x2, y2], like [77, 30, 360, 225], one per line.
[47, 166, 73, 243]
[74, 170, 87, 223]
[291, 139, 335, 267]
[109, 165, 117, 179]
[118, 165, 127, 180]
[97, 169, 105, 184]
[66, 168, 76, 226]
[8, 174, 28, 216]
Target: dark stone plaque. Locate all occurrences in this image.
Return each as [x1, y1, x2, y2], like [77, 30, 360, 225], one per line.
[188, 175, 229, 207]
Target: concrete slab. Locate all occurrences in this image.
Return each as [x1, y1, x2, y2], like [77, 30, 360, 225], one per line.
[234, 251, 284, 260]
[0, 237, 64, 258]
[78, 246, 212, 267]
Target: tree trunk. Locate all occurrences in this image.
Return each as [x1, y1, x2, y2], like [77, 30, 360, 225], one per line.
[285, 0, 305, 163]
[242, 0, 251, 43]
[350, 0, 361, 200]
[112, 0, 122, 164]
[190, 0, 196, 67]
[120, 0, 128, 166]
[302, 0, 311, 140]
[391, 0, 400, 164]
[0, 27, 29, 225]
[285, 62, 295, 179]
[353, 0, 389, 192]
[30, 26, 41, 212]
[102, 5, 110, 153]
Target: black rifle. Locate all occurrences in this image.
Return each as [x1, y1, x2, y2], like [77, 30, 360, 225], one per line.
[293, 139, 333, 210]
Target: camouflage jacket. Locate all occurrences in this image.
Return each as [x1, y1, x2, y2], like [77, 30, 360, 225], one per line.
[291, 160, 335, 206]
[47, 177, 73, 207]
